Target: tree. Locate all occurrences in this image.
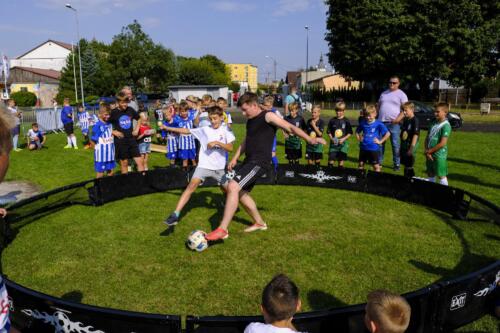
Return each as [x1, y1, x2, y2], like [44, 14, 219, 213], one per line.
[10, 91, 37, 107]
[178, 55, 231, 86]
[325, 0, 499, 95]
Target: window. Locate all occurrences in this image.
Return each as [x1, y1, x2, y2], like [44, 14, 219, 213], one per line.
[20, 87, 28, 92]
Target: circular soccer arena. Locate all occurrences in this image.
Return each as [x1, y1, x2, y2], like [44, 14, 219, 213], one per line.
[1, 165, 499, 333]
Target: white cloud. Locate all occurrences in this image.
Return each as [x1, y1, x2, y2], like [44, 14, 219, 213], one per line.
[209, 1, 256, 12]
[36, 0, 160, 15]
[273, 0, 312, 16]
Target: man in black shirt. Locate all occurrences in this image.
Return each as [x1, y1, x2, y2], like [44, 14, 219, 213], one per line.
[110, 92, 144, 174]
[206, 92, 325, 241]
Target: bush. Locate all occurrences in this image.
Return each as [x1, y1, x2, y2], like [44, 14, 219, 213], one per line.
[10, 91, 37, 107]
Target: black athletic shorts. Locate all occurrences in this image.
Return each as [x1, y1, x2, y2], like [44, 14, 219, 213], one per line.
[305, 152, 323, 161]
[232, 162, 268, 192]
[329, 151, 347, 161]
[115, 137, 141, 160]
[400, 153, 415, 168]
[285, 148, 302, 160]
[64, 122, 74, 135]
[358, 150, 379, 165]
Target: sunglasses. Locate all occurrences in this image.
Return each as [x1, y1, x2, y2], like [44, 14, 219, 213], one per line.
[389, 81, 399, 85]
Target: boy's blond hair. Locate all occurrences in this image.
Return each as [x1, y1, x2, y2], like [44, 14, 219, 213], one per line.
[366, 290, 411, 333]
[288, 103, 299, 112]
[202, 94, 213, 105]
[402, 102, 414, 112]
[99, 103, 111, 115]
[434, 102, 449, 113]
[364, 104, 377, 116]
[207, 105, 224, 117]
[335, 101, 346, 112]
[312, 104, 321, 113]
[263, 95, 275, 106]
[178, 101, 189, 113]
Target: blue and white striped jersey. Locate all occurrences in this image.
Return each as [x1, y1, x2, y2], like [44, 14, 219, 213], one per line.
[91, 120, 115, 162]
[174, 115, 195, 150]
[163, 119, 178, 153]
[78, 111, 90, 130]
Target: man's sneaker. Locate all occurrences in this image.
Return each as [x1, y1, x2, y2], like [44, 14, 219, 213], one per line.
[205, 227, 229, 241]
[244, 223, 268, 233]
[64, 145, 72, 149]
[164, 213, 179, 226]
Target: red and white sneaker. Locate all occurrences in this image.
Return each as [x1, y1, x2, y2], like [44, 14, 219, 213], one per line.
[244, 223, 268, 233]
[205, 227, 229, 241]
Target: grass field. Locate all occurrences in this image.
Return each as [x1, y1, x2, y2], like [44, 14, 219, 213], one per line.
[2, 123, 499, 331]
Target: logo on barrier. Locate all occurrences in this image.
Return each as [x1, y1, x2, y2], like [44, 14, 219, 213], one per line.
[473, 270, 500, 297]
[347, 175, 357, 184]
[298, 170, 342, 183]
[7, 296, 13, 312]
[22, 308, 105, 333]
[285, 171, 295, 178]
[450, 293, 467, 311]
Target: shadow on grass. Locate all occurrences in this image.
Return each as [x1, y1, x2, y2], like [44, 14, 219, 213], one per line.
[409, 210, 498, 281]
[61, 290, 83, 303]
[307, 290, 348, 311]
[448, 157, 500, 172]
[448, 173, 500, 191]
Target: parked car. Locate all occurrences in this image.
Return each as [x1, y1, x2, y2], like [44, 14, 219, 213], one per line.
[411, 100, 463, 129]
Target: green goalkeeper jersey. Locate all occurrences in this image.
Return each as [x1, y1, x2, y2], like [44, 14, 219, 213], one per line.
[426, 120, 451, 159]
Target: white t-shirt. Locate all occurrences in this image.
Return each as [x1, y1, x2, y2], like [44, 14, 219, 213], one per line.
[8, 106, 20, 126]
[378, 89, 408, 122]
[244, 322, 305, 333]
[198, 111, 211, 128]
[190, 125, 235, 170]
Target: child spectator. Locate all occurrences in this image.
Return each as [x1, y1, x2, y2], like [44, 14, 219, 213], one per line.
[305, 105, 325, 166]
[27, 123, 46, 150]
[163, 105, 179, 167]
[327, 101, 353, 168]
[399, 102, 420, 178]
[61, 97, 78, 149]
[91, 104, 115, 178]
[262, 95, 282, 171]
[175, 101, 197, 170]
[195, 95, 212, 128]
[76, 104, 91, 149]
[244, 274, 304, 333]
[7, 99, 22, 152]
[154, 102, 165, 144]
[134, 112, 154, 171]
[109, 91, 144, 174]
[425, 102, 451, 186]
[186, 95, 199, 119]
[356, 105, 390, 172]
[217, 97, 232, 128]
[284, 103, 306, 165]
[164, 106, 235, 226]
[365, 289, 411, 333]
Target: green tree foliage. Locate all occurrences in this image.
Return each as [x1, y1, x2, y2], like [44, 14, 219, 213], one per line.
[11, 91, 37, 107]
[325, 0, 499, 92]
[178, 55, 231, 85]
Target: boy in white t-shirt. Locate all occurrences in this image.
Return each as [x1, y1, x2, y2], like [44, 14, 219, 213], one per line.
[163, 106, 235, 226]
[245, 274, 305, 333]
[27, 122, 46, 150]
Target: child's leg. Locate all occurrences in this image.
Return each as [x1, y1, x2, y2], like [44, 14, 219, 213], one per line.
[29, 144, 36, 151]
[338, 160, 344, 168]
[174, 178, 202, 215]
[373, 163, 381, 172]
[182, 159, 188, 169]
[143, 153, 149, 171]
[438, 176, 448, 186]
[133, 156, 145, 172]
[315, 159, 321, 166]
[12, 134, 19, 149]
[191, 159, 197, 167]
[119, 159, 129, 174]
[358, 161, 364, 170]
[66, 135, 72, 147]
[70, 134, 78, 148]
[96, 172, 104, 178]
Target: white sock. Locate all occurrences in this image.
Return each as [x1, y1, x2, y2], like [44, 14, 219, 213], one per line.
[13, 135, 19, 149]
[427, 177, 435, 182]
[71, 136, 77, 147]
[439, 177, 448, 186]
[67, 137, 72, 146]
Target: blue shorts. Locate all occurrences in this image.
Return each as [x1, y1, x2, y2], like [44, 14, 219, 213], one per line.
[178, 148, 196, 160]
[81, 128, 89, 135]
[94, 161, 115, 173]
[166, 151, 177, 160]
[139, 142, 151, 154]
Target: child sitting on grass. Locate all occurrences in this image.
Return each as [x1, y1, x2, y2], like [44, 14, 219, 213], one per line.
[365, 289, 411, 333]
[91, 104, 115, 178]
[244, 274, 305, 333]
[27, 123, 46, 150]
[425, 102, 451, 186]
[356, 105, 390, 172]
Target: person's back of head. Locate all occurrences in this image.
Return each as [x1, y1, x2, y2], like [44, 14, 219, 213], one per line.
[365, 290, 411, 333]
[261, 274, 301, 324]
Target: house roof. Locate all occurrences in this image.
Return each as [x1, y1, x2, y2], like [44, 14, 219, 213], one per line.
[14, 67, 61, 80]
[16, 40, 72, 59]
[308, 74, 336, 84]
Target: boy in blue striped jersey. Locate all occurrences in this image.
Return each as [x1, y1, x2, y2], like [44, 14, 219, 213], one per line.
[91, 104, 115, 178]
[77, 104, 92, 149]
[175, 101, 197, 170]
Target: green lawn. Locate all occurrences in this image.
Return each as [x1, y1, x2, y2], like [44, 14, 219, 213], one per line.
[2, 124, 499, 331]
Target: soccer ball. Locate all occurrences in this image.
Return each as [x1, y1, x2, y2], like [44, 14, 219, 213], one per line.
[187, 230, 208, 252]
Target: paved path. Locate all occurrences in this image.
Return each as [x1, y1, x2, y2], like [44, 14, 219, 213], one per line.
[0, 181, 41, 205]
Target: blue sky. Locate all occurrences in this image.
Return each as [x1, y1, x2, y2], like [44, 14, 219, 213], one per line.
[1, 0, 331, 83]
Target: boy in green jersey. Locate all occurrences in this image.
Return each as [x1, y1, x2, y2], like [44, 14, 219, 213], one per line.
[425, 102, 451, 186]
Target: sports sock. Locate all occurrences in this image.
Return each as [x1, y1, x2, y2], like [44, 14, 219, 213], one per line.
[427, 177, 436, 183]
[71, 136, 77, 147]
[272, 156, 278, 171]
[174, 211, 180, 217]
[12, 135, 19, 149]
[67, 137, 72, 146]
[439, 177, 448, 186]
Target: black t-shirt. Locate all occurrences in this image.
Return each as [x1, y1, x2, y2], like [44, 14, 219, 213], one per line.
[285, 114, 306, 130]
[400, 116, 420, 146]
[305, 118, 325, 137]
[245, 111, 277, 167]
[327, 117, 353, 138]
[110, 107, 139, 138]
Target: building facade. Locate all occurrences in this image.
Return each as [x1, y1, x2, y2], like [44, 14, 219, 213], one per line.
[10, 40, 72, 71]
[227, 63, 258, 92]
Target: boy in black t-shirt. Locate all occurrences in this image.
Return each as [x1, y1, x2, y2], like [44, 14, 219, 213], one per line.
[110, 91, 144, 174]
[305, 105, 325, 166]
[399, 102, 420, 178]
[327, 102, 353, 168]
[283, 102, 306, 164]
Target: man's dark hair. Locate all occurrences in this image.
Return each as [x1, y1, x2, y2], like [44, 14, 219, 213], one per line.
[116, 91, 130, 103]
[262, 274, 299, 322]
[237, 92, 259, 107]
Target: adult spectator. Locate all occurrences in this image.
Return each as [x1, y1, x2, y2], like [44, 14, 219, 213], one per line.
[121, 86, 138, 112]
[284, 86, 302, 116]
[377, 76, 407, 170]
[7, 99, 22, 152]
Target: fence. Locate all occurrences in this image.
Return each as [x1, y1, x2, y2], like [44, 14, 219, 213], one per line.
[1, 166, 499, 333]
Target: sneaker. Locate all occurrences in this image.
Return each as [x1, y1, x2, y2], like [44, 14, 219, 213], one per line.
[164, 213, 179, 226]
[393, 165, 400, 171]
[84, 145, 91, 150]
[64, 145, 72, 149]
[205, 227, 229, 241]
[244, 223, 268, 233]
[13, 148, 22, 152]
[73, 146, 79, 150]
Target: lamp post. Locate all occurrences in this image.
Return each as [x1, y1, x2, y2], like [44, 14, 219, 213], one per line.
[265, 55, 277, 82]
[71, 42, 78, 104]
[304, 26, 309, 101]
[65, 3, 85, 106]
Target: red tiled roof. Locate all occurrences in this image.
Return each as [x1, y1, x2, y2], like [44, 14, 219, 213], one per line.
[14, 67, 61, 80]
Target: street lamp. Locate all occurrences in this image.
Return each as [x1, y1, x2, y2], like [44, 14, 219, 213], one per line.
[65, 3, 85, 106]
[304, 26, 309, 101]
[265, 55, 277, 82]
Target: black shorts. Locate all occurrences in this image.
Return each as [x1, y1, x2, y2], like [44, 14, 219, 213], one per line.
[305, 152, 323, 161]
[359, 150, 379, 165]
[285, 148, 302, 160]
[329, 151, 347, 162]
[232, 162, 268, 192]
[115, 137, 141, 160]
[64, 123, 74, 135]
[400, 153, 415, 168]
